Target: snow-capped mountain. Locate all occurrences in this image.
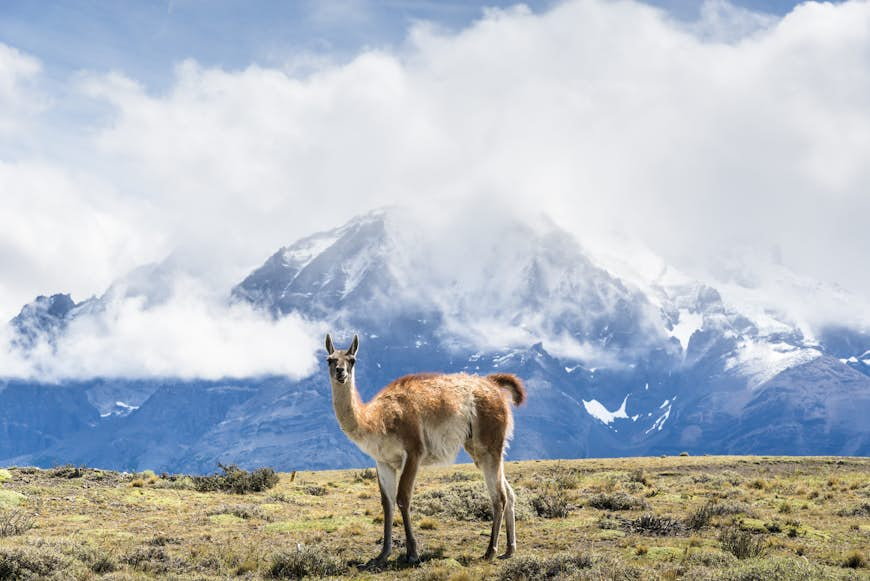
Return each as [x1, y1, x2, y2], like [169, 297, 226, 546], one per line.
[2, 208, 868, 472]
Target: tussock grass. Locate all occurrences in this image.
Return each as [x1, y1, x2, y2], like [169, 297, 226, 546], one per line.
[586, 492, 648, 511]
[267, 545, 346, 578]
[719, 526, 766, 559]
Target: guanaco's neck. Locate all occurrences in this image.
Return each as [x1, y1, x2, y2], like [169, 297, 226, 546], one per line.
[331, 373, 366, 438]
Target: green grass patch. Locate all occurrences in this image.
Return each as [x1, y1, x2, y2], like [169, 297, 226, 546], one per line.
[209, 513, 246, 525]
[265, 515, 359, 534]
[0, 490, 26, 508]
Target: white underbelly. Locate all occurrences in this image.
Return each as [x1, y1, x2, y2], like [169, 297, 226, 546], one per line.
[421, 417, 469, 466]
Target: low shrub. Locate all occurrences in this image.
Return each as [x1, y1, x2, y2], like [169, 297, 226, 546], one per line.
[208, 504, 263, 520]
[77, 546, 116, 574]
[0, 510, 34, 537]
[686, 500, 751, 530]
[122, 546, 171, 574]
[192, 463, 279, 494]
[625, 513, 685, 536]
[155, 475, 196, 490]
[300, 484, 327, 496]
[441, 471, 478, 483]
[719, 526, 766, 559]
[497, 553, 592, 581]
[843, 549, 866, 569]
[837, 502, 870, 517]
[684, 549, 737, 568]
[531, 489, 571, 518]
[267, 545, 345, 578]
[416, 482, 533, 521]
[587, 492, 647, 511]
[353, 468, 377, 482]
[0, 470, 11, 483]
[48, 464, 83, 479]
[0, 547, 64, 579]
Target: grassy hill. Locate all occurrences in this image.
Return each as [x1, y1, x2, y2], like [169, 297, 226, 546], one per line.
[0, 456, 868, 580]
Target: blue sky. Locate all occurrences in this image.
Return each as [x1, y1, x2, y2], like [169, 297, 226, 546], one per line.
[1, 0, 819, 90]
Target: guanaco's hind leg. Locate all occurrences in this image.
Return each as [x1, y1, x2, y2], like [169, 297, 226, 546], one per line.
[480, 455, 508, 561]
[502, 476, 517, 557]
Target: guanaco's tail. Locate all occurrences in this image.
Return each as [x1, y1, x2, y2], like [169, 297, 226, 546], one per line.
[487, 373, 527, 406]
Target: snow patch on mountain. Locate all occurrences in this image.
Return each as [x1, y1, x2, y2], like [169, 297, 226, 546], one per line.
[582, 394, 630, 425]
[670, 309, 703, 351]
[726, 340, 821, 388]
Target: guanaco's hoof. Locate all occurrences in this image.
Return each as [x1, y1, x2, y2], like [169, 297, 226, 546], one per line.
[482, 551, 496, 562]
[403, 553, 420, 565]
[498, 551, 514, 560]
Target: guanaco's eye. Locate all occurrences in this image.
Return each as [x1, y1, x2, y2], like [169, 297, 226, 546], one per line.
[346, 356, 355, 364]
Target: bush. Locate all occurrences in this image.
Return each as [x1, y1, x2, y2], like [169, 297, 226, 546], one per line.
[0, 510, 34, 537]
[497, 554, 592, 581]
[353, 468, 376, 482]
[0, 547, 63, 579]
[208, 504, 263, 520]
[625, 513, 685, 536]
[267, 545, 345, 578]
[48, 464, 83, 479]
[416, 482, 533, 522]
[76, 546, 116, 574]
[719, 527, 766, 559]
[684, 549, 737, 568]
[192, 463, 279, 494]
[0, 470, 11, 484]
[300, 484, 327, 496]
[155, 475, 195, 490]
[531, 489, 571, 518]
[843, 549, 866, 569]
[587, 493, 647, 511]
[122, 545, 179, 574]
[837, 502, 870, 517]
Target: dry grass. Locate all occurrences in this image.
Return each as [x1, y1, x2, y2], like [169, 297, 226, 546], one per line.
[0, 456, 866, 579]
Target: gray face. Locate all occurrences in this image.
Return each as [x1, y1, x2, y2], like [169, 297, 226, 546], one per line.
[325, 333, 359, 385]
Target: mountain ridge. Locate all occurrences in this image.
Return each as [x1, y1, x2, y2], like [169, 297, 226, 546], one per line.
[2, 208, 868, 472]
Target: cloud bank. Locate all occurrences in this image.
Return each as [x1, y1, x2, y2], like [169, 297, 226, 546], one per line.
[1, 0, 869, 378]
[0, 275, 322, 381]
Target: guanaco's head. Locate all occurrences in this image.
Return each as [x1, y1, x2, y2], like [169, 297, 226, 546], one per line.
[325, 333, 359, 385]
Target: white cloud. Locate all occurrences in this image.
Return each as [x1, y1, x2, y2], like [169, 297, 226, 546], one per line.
[0, 276, 323, 381]
[0, 43, 43, 135]
[2, 1, 870, 378]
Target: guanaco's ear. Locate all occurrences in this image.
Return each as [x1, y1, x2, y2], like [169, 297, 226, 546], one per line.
[348, 334, 359, 356]
[325, 333, 335, 355]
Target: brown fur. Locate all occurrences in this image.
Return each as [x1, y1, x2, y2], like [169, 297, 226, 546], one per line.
[325, 334, 526, 565]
